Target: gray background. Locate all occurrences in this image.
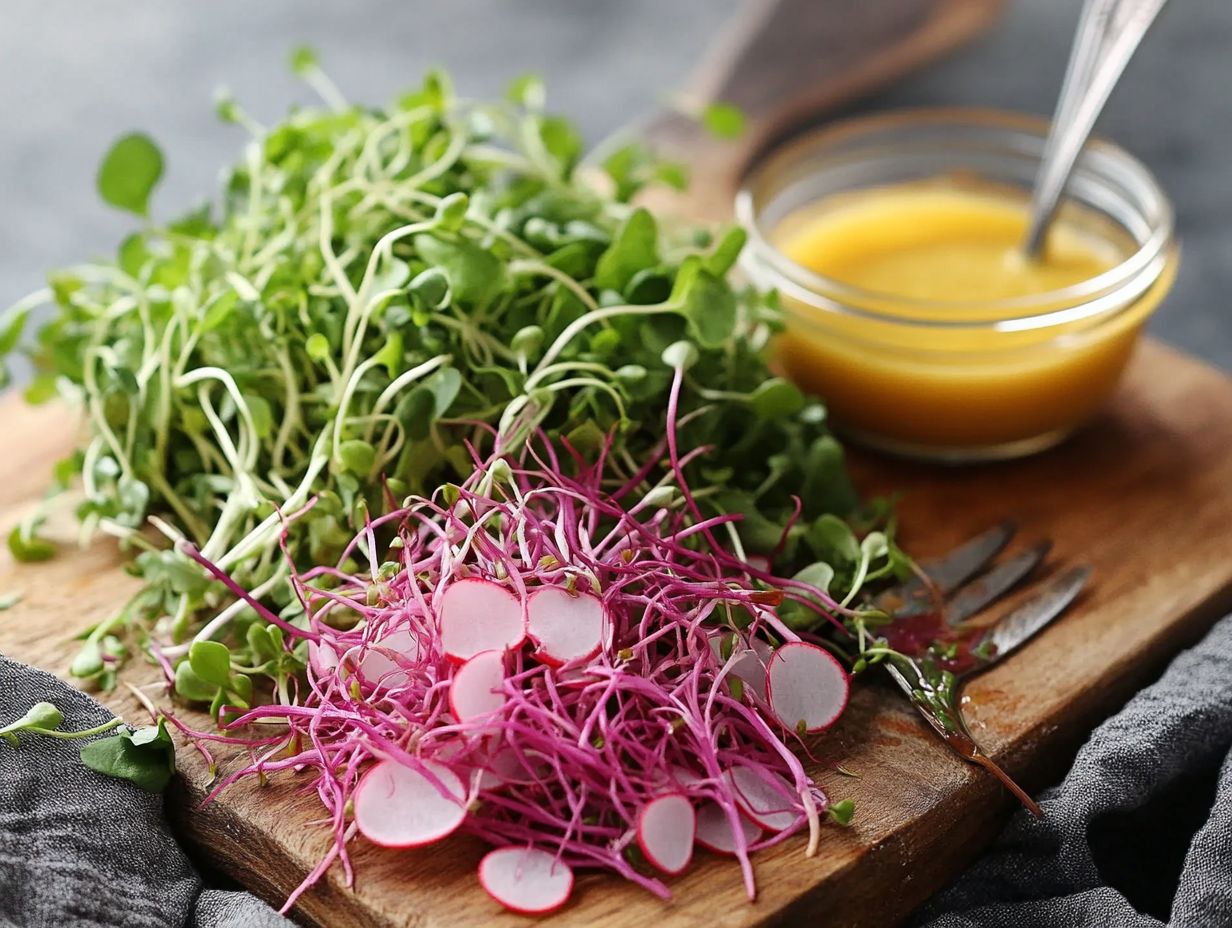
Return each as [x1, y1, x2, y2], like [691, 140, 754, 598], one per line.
[2, 0, 1227, 368]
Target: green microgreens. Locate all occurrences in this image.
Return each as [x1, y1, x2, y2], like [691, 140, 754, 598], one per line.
[1, 54, 887, 705]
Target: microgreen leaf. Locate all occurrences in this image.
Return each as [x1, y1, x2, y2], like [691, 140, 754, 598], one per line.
[97, 133, 164, 217]
[289, 45, 319, 76]
[79, 719, 175, 793]
[189, 640, 232, 689]
[594, 208, 658, 293]
[827, 798, 856, 826]
[750, 378, 805, 420]
[414, 235, 504, 305]
[669, 257, 736, 349]
[174, 661, 220, 703]
[701, 102, 746, 140]
[0, 702, 64, 738]
[0, 592, 22, 611]
[7, 523, 55, 563]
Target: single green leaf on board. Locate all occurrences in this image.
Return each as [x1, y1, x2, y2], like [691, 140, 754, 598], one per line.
[0, 592, 22, 611]
[827, 798, 856, 826]
[97, 133, 164, 216]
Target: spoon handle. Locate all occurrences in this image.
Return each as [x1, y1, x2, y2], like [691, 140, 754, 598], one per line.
[1023, 0, 1169, 258]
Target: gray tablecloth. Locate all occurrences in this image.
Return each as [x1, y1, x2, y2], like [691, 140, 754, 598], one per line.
[3, 614, 1231, 927]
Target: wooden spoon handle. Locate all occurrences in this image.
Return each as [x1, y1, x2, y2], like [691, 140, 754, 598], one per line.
[642, 0, 1005, 219]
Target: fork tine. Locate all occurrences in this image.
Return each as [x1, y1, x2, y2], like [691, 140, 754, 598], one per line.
[920, 521, 1017, 593]
[875, 521, 1016, 615]
[972, 565, 1092, 670]
[944, 540, 1052, 626]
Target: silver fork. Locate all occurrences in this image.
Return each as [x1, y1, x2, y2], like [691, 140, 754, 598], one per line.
[870, 523, 1091, 816]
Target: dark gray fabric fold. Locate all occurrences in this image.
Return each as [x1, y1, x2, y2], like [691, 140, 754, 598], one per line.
[915, 614, 1232, 928]
[0, 655, 289, 928]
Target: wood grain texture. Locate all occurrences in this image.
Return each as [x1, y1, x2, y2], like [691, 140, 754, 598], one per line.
[3, 339, 1232, 927]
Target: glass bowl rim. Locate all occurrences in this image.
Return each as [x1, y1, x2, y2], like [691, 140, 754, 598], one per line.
[734, 107, 1175, 332]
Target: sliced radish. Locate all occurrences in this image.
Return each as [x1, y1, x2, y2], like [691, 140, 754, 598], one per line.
[450, 650, 507, 723]
[729, 648, 769, 702]
[728, 766, 800, 833]
[478, 846, 574, 915]
[526, 586, 607, 666]
[670, 764, 708, 790]
[438, 578, 525, 662]
[636, 793, 695, 875]
[353, 759, 466, 848]
[353, 628, 421, 688]
[308, 639, 339, 677]
[694, 801, 762, 855]
[765, 641, 849, 733]
[477, 747, 522, 790]
[709, 635, 771, 702]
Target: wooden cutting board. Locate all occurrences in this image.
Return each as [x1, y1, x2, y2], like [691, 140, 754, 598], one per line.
[4, 340, 1232, 928]
[13, 2, 1232, 927]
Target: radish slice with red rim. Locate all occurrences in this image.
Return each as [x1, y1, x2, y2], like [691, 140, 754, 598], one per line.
[478, 846, 573, 915]
[765, 641, 849, 733]
[353, 628, 420, 688]
[526, 586, 607, 666]
[449, 650, 506, 723]
[438, 578, 525, 662]
[636, 793, 695, 875]
[353, 759, 466, 848]
[728, 766, 800, 833]
[694, 801, 762, 855]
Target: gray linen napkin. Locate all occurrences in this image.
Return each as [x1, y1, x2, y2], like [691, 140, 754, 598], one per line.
[3, 615, 1232, 928]
[0, 656, 289, 928]
[915, 613, 1232, 928]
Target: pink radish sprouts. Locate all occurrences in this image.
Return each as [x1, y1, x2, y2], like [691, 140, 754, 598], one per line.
[177, 420, 850, 914]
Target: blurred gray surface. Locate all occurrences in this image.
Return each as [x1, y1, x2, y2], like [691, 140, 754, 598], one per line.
[1, 0, 1227, 368]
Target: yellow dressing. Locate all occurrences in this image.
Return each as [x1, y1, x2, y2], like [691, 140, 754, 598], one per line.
[770, 184, 1175, 456]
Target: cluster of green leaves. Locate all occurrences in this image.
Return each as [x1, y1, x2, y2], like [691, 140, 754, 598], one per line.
[0, 702, 175, 792]
[0, 52, 876, 701]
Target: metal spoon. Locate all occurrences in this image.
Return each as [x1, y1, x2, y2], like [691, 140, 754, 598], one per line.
[1022, 0, 1169, 258]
